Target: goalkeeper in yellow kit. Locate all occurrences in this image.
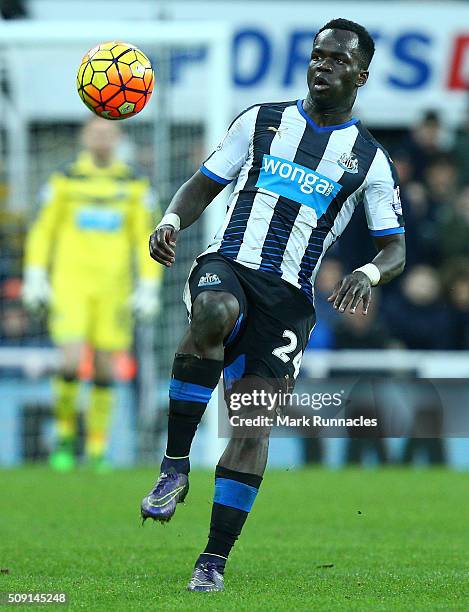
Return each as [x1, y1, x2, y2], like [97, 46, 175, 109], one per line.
[23, 117, 162, 471]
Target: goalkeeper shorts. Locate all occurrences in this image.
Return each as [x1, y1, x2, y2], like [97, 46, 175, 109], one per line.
[49, 288, 132, 351]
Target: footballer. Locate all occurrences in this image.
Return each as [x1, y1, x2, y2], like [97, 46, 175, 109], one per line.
[141, 19, 405, 591]
[23, 118, 161, 472]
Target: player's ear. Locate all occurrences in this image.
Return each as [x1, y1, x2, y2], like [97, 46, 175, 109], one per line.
[356, 70, 369, 88]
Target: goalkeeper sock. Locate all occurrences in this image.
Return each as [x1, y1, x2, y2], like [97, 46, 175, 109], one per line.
[53, 375, 79, 444]
[161, 354, 223, 475]
[86, 381, 113, 459]
[199, 465, 262, 569]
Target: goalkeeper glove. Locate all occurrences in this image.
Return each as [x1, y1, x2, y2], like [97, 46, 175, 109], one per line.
[22, 266, 51, 310]
[130, 279, 161, 321]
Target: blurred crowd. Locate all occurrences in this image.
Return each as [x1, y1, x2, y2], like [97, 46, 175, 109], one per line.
[1, 109, 469, 351]
[309, 109, 469, 352]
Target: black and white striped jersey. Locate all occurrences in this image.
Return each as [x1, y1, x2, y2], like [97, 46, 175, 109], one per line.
[199, 99, 404, 303]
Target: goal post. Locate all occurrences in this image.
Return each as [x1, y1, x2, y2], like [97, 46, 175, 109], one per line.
[0, 20, 231, 466]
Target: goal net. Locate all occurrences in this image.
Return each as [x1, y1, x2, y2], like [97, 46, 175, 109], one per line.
[0, 21, 231, 466]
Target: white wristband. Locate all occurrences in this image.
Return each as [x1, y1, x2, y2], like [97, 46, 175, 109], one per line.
[157, 213, 180, 232]
[353, 263, 381, 286]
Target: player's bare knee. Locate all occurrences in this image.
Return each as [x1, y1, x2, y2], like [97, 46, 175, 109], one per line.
[191, 291, 239, 348]
[60, 364, 80, 380]
[94, 351, 114, 385]
[94, 371, 113, 386]
[232, 434, 270, 454]
[59, 344, 83, 381]
[60, 357, 81, 380]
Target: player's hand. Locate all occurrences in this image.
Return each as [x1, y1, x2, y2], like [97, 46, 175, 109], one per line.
[327, 271, 372, 315]
[149, 225, 178, 268]
[130, 279, 161, 321]
[22, 266, 51, 311]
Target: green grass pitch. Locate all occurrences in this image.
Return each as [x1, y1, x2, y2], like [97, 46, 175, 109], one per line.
[1, 467, 468, 610]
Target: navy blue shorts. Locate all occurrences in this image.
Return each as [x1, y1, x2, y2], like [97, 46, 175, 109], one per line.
[184, 253, 316, 391]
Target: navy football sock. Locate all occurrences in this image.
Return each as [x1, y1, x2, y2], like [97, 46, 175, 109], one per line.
[163, 354, 223, 474]
[201, 465, 263, 566]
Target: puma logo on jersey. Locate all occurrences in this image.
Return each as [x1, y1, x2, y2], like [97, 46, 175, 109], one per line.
[198, 272, 221, 287]
[268, 126, 288, 138]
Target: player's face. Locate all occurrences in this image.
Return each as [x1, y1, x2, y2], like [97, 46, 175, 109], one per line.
[81, 119, 120, 159]
[307, 29, 368, 105]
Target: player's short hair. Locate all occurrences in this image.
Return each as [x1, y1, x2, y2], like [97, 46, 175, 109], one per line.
[315, 18, 375, 69]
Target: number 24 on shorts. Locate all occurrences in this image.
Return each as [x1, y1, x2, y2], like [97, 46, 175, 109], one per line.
[272, 330, 303, 378]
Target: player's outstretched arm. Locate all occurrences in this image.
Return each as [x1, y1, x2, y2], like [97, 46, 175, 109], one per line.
[149, 171, 225, 268]
[328, 233, 406, 315]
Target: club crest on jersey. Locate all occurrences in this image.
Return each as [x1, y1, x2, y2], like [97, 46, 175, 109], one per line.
[198, 272, 222, 287]
[256, 154, 341, 216]
[338, 152, 359, 174]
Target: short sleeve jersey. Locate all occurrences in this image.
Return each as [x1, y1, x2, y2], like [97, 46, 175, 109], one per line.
[200, 99, 404, 302]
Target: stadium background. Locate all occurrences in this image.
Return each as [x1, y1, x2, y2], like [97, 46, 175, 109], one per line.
[1, 0, 469, 470]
